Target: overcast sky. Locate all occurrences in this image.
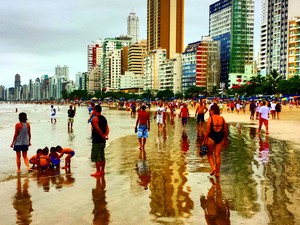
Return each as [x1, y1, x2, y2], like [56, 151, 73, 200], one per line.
[0, 0, 261, 87]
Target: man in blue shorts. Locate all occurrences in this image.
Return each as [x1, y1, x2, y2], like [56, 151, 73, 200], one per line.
[135, 105, 150, 150]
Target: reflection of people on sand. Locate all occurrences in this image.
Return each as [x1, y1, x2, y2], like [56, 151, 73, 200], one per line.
[13, 177, 33, 225]
[181, 131, 190, 154]
[136, 150, 151, 190]
[92, 176, 110, 224]
[200, 178, 230, 225]
[50, 104, 57, 123]
[259, 135, 270, 164]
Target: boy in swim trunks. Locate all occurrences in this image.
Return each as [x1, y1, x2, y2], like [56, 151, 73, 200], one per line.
[49, 147, 60, 168]
[56, 145, 75, 169]
[29, 149, 43, 169]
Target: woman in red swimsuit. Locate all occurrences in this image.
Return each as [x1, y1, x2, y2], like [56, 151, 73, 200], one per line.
[202, 104, 228, 177]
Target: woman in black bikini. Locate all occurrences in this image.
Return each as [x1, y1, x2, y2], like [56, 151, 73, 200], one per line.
[202, 104, 228, 177]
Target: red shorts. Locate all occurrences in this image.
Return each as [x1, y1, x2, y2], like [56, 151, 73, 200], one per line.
[259, 118, 269, 126]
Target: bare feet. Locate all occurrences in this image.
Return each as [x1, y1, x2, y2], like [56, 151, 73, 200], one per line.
[27, 168, 34, 172]
[17, 170, 21, 174]
[215, 173, 220, 177]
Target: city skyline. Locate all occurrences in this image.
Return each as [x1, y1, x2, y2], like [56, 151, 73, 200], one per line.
[0, 0, 261, 87]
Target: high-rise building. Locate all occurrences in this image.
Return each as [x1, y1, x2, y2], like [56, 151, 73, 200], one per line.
[55, 65, 69, 80]
[197, 36, 221, 90]
[128, 40, 147, 76]
[102, 36, 132, 91]
[258, 0, 268, 76]
[209, 0, 254, 87]
[181, 42, 199, 92]
[147, 0, 184, 59]
[266, 0, 300, 78]
[143, 49, 167, 91]
[87, 39, 102, 72]
[127, 11, 139, 44]
[14, 74, 21, 100]
[288, 17, 300, 78]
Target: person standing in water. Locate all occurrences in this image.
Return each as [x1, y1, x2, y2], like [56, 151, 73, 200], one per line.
[202, 104, 228, 177]
[91, 105, 110, 176]
[10, 112, 34, 173]
[50, 104, 57, 123]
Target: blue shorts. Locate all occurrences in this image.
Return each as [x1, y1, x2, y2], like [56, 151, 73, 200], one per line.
[50, 156, 60, 166]
[13, 145, 29, 151]
[181, 117, 188, 124]
[137, 125, 148, 139]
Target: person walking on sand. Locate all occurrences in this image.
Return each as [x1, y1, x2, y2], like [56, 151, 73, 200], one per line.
[135, 105, 150, 150]
[153, 101, 165, 130]
[195, 99, 208, 136]
[258, 101, 270, 134]
[10, 112, 34, 173]
[91, 105, 109, 176]
[202, 104, 228, 177]
[179, 102, 190, 130]
[50, 104, 57, 123]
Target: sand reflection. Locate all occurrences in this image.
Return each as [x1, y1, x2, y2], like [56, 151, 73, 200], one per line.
[200, 177, 230, 224]
[92, 176, 110, 225]
[13, 177, 33, 225]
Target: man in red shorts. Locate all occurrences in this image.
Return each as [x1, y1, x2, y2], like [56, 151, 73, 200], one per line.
[258, 101, 270, 134]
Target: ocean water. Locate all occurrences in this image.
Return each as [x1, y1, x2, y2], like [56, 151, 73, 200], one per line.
[0, 102, 300, 225]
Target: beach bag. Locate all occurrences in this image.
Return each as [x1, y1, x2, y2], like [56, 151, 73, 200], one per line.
[199, 145, 208, 157]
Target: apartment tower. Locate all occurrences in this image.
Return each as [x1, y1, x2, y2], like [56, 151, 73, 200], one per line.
[266, 0, 300, 78]
[259, 0, 268, 76]
[147, 0, 184, 59]
[209, 0, 254, 87]
[127, 11, 139, 44]
[288, 17, 300, 78]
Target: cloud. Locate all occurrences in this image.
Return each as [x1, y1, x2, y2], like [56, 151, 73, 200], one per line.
[0, 0, 260, 87]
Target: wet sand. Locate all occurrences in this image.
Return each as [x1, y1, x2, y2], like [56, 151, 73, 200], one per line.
[0, 103, 300, 225]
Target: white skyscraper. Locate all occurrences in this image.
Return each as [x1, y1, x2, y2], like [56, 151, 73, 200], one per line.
[127, 10, 139, 44]
[259, 0, 268, 76]
[266, 0, 300, 77]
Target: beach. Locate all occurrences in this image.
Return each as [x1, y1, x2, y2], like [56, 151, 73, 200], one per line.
[0, 102, 300, 225]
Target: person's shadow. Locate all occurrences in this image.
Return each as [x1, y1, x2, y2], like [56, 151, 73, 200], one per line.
[13, 177, 33, 225]
[200, 177, 230, 225]
[92, 176, 110, 225]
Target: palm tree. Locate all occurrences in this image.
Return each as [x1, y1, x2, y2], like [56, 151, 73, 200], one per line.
[267, 69, 283, 94]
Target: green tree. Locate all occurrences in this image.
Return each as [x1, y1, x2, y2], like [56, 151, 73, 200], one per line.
[278, 75, 300, 94]
[156, 89, 174, 100]
[185, 86, 206, 98]
[266, 69, 283, 94]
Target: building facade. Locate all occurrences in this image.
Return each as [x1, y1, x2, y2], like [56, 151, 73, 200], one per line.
[288, 17, 300, 78]
[87, 39, 103, 72]
[159, 54, 182, 93]
[128, 40, 147, 76]
[127, 11, 139, 44]
[259, 0, 268, 76]
[147, 0, 184, 59]
[266, 0, 300, 78]
[181, 42, 199, 92]
[197, 37, 221, 91]
[143, 49, 167, 91]
[209, 0, 254, 87]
